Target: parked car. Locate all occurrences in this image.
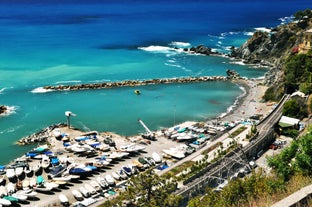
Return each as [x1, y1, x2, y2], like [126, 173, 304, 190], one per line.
[269, 144, 278, 150]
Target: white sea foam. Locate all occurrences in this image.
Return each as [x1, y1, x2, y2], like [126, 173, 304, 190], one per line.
[244, 31, 254, 36]
[138, 45, 179, 54]
[279, 15, 294, 24]
[164, 63, 182, 68]
[55, 80, 82, 84]
[169, 41, 191, 48]
[0, 105, 18, 117]
[31, 87, 54, 93]
[254, 27, 271, 33]
[0, 87, 6, 94]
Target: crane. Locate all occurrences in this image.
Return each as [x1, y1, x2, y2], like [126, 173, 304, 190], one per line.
[138, 119, 155, 140]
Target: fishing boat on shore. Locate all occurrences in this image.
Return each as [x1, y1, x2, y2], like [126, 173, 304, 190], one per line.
[119, 143, 146, 153]
[79, 186, 90, 198]
[112, 171, 121, 180]
[96, 176, 109, 189]
[59, 194, 69, 206]
[11, 193, 27, 202]
[6, 182, 16, 194]
[85, 183, 96, 195]
[105, 174, 115, 186]
[5, 168, 15, 179]
[15, 189, 37, 198]
[0, 198, 11, 206]
[152, 152, 162, 163]
[72, 189, 84, 201]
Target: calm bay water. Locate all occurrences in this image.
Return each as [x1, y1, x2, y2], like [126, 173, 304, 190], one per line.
[0, 0, 310, 165]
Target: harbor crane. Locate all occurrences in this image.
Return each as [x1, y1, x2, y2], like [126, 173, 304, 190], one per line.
[138, 119, 155, 140]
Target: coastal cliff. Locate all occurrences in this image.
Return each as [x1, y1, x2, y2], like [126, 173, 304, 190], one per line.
[230, 13, 312, 87]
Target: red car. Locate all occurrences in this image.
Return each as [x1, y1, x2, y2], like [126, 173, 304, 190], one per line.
[269, 144, 278, 150]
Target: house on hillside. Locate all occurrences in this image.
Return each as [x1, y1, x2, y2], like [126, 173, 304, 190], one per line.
[279, 116, 300, 130]
[299, 28, 312, 54]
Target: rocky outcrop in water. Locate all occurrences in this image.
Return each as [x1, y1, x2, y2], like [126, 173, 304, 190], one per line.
[183, 45, 222, 56]
[0, 105, 7, 115]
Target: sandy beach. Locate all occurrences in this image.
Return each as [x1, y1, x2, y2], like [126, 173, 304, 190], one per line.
[2, 78, 274, 207]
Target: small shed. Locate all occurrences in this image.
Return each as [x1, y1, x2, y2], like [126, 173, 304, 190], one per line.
[279, 116, 300, 128]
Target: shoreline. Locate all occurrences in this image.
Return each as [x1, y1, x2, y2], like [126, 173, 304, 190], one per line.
[5, 77, 274, 207]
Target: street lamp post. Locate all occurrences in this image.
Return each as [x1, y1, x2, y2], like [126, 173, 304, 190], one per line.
[65, 111, 76, 129]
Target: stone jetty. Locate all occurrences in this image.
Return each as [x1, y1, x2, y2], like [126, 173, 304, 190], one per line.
[16, 123, 66, 145]
[43, 76, 230, 92]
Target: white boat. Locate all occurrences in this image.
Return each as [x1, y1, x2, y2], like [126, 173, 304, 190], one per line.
[152, 152, 162, 163]
[33, 163, 41, 173]
[15, 189, 37, 198]
[22, 179, 30, 190]
[105, 174, 115, 186]
[112, 171, 121, 180]
[33, 184, 53, 192]
[59, 194, 69, 206]
[5, 168, 15, 179]
[6, 182, 16, 194]
[52, 175, 72, 182]
[117, 169, 128, 180]
[119, 144, 146, 153]
[41, 155, 50, 169]
[84, 183, 96, 195]
[29, 177, 36, 188]
[90, 180, 101, 192]
[96, 176, 108, 189]
[0, 186, 7, 197]
[79, 186, 90, 198]
[45, 181, 59, 189]
[15, 167, 24, 177]
[11, 193, 27, 201]
[0, 198, 11, 206]
[107, 151, 129, 160]
[163, 147, 185, 159]
[24, 166, 32, 175]
[72, 189, 84, 201]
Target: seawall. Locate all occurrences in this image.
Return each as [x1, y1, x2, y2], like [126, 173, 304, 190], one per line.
[42, 76, 230, 92]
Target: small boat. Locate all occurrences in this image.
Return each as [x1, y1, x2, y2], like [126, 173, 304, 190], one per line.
[152, 152, 162, 163]
[59, 194, 69, 206]
[121, 166, 132, 176]
[144, 157, 156, 166]
[5, 168, 15, 179]
[117, 170, 128, 180]
[6, 182, 16, 194]
[84, 183, 96, 195]
[24, 166, 33, 176]
[15, 189, 37, 198]
[119, 144, 146, 153]
[79, 186, 90, 198]
[29, 177, 36, 188]
[134, 89, 141, 95]
[0, 198, 11, 206]
[132, 159, 145, 170]
[41, 155, 50, 169]
[15, 167, 24, 177]
[105, 174, 115, 186]
[112, 171, 121, 180]
[33, 184, 53, 192]
[0, 186, 7, 197]
[96, 176, 108, 189]
[89, 180, 101, 192]
[22, 179, 30, 191]
[11, 193, 27, 201]
[3, 196, 18, 203]
[138, 157, 150, 168]
[72, 189, 84, 201]
[48, 164, 67, 178]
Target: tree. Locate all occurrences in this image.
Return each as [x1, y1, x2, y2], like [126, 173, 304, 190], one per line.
[125, 169, 181, 207]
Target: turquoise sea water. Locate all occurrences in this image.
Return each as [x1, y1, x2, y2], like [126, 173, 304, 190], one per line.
[0, 0, 310, 165]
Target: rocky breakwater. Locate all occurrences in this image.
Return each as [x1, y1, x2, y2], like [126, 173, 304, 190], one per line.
[42, 76, 229, 92]
[16, 123, 66, 145]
